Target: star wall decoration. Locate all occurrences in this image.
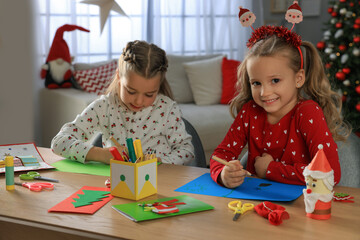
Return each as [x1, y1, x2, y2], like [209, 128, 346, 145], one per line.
[80, 0, 128, 34]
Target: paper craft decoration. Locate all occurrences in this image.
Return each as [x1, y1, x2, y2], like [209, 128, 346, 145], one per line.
[51, 159, 110, 176]
[110, 158, 157, 200]
[254, 201, 290, 226]
[80, 0, 128, 34]
[303, 144, 334, 220]
[72, 190, 110, 207]
[0, 143, 54, 173]
[48, 186, 113, 214]
[112, 195, 214, 222]
[175, 173, 305, 202]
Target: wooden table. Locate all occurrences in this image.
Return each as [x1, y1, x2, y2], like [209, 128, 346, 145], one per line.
[0, 148, 359, 240]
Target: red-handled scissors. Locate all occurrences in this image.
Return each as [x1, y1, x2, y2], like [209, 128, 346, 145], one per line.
[15, 182, 54, 192]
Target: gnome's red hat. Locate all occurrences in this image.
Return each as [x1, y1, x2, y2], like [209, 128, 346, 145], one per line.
[46, 24, 90, 63]
[303, 144, 334, 190]
[287, 1, 302, 14]
[238, 6, 251, 19]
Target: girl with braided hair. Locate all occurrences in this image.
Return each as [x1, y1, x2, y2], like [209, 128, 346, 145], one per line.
[52, 40, 194, 165]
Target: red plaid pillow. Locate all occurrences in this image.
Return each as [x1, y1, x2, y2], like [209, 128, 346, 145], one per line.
[74, 60, 117, 95]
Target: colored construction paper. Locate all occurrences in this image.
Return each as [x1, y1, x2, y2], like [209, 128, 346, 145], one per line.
[112, 195, 214, 222]
[72, 190, 110, 208]
[48, 186, 113, 214]
[51, 159, 110, 176]
[175, 173, 305, 202]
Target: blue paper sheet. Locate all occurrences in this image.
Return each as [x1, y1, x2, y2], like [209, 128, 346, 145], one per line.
[175, 173, 305, 202]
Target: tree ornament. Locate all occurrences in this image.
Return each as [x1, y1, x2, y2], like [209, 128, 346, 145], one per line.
[331, 12, 338, 17]
[317, 41, 325, 50]
[339, 0, 346, 2]
[356, 85, 360, 95]
[356, 104, 360, 112]
[335, 71, 346, 81]
[325, 47, 333, 54]
[346, 11, 353, 18]
[330, 53, 337, 60]
[330, 18, 337, 24]
[354, 24, 360, 29]
[353, 48, 360, 56]
[339, 44, 347, 51]
[325, 63, 332, 69]
[343, 80, 351, 86]
[333, 4, 338, 10]
[335, 22, 343, 28]
[349, 2, 354, 7]
[355, 18, 360, 25]
[335, 29, 343, 38]
[341, 54, 349, 64]
[342, 68, 351, 74]
[342, 95, 347, 102]
[354, 36, 360, 43]
[339, 8, 347, 15]
[328, 7, 334, 13]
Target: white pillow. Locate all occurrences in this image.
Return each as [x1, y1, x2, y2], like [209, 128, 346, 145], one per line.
[166, 54, 223, 103]
[183, 56, 223, 105]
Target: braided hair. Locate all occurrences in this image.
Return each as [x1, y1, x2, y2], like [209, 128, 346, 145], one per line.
[106, 40, 173, 99]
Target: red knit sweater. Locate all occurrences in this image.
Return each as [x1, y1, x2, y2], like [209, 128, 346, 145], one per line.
[210, 100, 340, 186]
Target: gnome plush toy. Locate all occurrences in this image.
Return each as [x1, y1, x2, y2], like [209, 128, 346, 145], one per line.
[302, 144, 334, 220]
[41, 24, 90, 89]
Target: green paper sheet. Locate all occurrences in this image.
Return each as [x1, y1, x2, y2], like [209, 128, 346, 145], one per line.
[72, 190, 111, 208]
[51, 159, 110, 176]
[112, 195, 214, 222]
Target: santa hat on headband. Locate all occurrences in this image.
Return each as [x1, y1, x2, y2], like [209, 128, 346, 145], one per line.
[287, 1, 302, 15]
[303, 144, 334, 190]
[46, 24, 90, 63]
[238, 6, 251, 20]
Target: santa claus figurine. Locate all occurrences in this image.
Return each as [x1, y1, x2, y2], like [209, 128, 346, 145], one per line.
[238, 6, 256, 30]
[41, 24, 89, 89]
[302, 144, 334, 220]
[285, 1, 303, 28]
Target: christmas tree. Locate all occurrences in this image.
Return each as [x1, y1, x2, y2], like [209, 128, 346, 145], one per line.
[316, 0, 360, 135]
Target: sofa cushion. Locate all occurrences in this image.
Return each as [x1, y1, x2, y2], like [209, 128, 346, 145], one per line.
[183, 56, 223, 105]
[73, 60, 117, 95]
[221, 57, 241, 104]
[166, 54, 223, 103]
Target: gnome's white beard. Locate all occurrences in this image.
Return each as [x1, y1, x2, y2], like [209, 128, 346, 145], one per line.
[49, 60, 72, 83]
[303, 190, 333, 213]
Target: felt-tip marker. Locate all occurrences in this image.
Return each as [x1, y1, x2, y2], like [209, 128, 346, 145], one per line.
[109, 147, 124, 161]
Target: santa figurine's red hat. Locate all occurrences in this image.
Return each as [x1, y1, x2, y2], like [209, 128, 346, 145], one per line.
[303, 144, 334, 190]
[46, 24, 90, 63]
[238, 6, 251, 20]
[287, 1, 302, 15]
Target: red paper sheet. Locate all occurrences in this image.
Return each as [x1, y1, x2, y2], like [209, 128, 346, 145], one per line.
[48, 186, 114, 214]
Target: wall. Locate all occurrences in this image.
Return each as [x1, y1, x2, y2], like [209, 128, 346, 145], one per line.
[0, 0, 38, 145]
[262, 0, 330, 44]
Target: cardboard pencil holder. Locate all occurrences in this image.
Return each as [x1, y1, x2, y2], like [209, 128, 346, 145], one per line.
[110, 158, 157, 201]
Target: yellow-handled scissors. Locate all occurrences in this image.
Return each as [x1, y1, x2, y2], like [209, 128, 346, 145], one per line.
[228, 200, 254, 221]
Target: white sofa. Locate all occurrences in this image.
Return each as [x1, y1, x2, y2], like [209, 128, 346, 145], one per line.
[39, 54, 238, 165]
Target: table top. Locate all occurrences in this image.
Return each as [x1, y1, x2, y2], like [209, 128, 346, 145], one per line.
[0, 147, 359, 240]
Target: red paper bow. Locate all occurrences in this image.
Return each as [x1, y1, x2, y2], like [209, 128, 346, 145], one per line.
[254, 201, 290, 225]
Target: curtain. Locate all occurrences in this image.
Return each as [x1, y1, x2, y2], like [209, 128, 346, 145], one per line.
[36, 0, 263, 63]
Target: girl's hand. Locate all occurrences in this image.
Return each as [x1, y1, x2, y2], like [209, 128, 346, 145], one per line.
[219, 160, 247, 188]
[86, 145, 127, 164]
[254, 153, 274, 178]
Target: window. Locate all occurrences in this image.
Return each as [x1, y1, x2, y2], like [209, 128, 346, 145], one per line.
[37, 0, 254, 63]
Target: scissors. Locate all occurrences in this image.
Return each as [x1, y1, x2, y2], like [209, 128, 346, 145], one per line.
[14, 182, 54, 192]
[19, 171, 59, 182]
[228, 200, 254, 221]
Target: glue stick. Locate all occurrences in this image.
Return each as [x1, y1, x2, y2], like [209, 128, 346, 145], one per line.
[5, 155, 15, 190]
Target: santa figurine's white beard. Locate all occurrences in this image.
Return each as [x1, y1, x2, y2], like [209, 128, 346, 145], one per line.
[303, 190, 333, 213]
[49, 60, 72, 83]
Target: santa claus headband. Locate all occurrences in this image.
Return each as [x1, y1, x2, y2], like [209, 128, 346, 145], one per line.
[238, 1, 304, 69]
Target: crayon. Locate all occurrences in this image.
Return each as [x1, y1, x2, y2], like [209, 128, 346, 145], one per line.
[133, 139, 144, 161]
[109, 147, 124, 161]
[126, 138, 137, 163]
[212, 155, 252, 176]
[5, 155, 15, 190]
